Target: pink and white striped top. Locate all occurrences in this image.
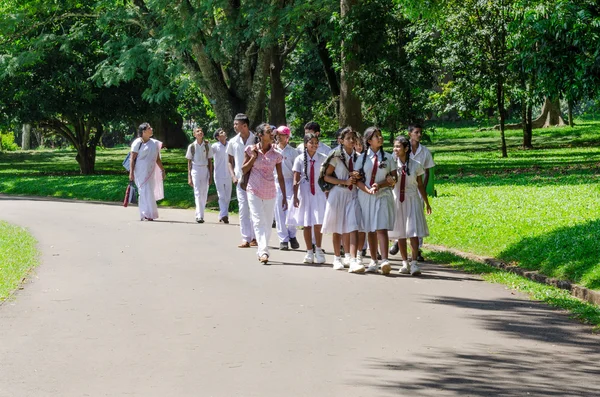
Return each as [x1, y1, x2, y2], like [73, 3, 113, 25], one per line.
[245, 145, 283, 200]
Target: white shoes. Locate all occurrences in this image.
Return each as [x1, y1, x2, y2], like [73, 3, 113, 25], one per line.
[332, 257, 345, 270]
[348, 258, 365, 274]
[343, 254, 351, 268]
[303, 251, 314, 264]
[356, 253, 363, 265]
[366, 260, 379, 273]
[399, 260, 410, 274]
[314, 248, 326, 264]
[380, 259, 392, 275]
[410, 260, 421, 276]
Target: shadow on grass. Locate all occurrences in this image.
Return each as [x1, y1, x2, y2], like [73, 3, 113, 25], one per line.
[500, 219, 600, 290]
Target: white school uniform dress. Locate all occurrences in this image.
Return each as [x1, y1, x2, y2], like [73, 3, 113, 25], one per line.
[131, 138, 164, 220]
[226, 132, 256, 243]
[297, 141, 331, 156]
[288, 152, 327, 227]
[356, 148, 397, 232]
[274, 144, 298, 242]
[321, 150, 360, 234]
[211, 141, 233, 219]
[389, 157, 429, 239]
[186, 140, 214, 220]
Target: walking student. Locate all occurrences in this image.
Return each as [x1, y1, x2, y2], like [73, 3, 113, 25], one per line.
[273, 125, 300, 250]
[389, 135, 432, 276]
[186, 127, 213, 223]
[296, 121, 331, 156]
[289, 133, 327, 264]
[212, 128, 232, 224]
[129, 122, 165, 221]
[321, 127, 364, 273]
[390, 123, 435, 260]
[227, 113, 257, 248]
[242, 124, 288, 264]
[355, 127, 397, 275]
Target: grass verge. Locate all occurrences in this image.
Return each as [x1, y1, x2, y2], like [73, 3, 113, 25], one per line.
[0, 221, 39, 300]
[426, 250, 600, 332]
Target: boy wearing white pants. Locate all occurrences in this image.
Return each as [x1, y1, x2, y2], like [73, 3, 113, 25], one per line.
[186, 127, 214, 223]
[274, 126, 300, 250]
[211, 128, 232, 223]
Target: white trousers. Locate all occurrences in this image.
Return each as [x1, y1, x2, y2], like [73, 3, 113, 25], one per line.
[215, 177, 232, 219]
[248, 192, 276, 257]
[275, 178, 296, 242]
[236, 183, 255, 243]
[191, 166, 209, 219]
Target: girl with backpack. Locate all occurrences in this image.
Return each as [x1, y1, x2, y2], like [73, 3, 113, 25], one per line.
[321, 127, 364, 273]
[289, 133, 327, 264]
[355, 127, 397, 275]
[389, 135, 432, 276]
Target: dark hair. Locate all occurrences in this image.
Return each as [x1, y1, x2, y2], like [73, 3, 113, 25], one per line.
[234, 113, 250, 126]
[303, 133, 319, 179]
[254, 123, 272, 144]
[408, 123, 423, 133]
[338, 127, 357, 166]
[137, 122, 150, 137]
[304, 121, 320, 133]
[360, 127, 387, 182]
[213, 128, 224, 140]
[394, 135, 411, 175]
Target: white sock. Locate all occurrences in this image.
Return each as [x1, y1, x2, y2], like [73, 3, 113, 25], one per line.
[316, 247, 322, 252]
[334, 255, 341, 261]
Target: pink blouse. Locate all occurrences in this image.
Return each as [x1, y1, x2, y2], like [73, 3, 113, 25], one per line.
[245, 145, 283, 199]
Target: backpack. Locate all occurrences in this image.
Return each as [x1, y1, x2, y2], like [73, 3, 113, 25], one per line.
[317, 150, 339, 192]
[189, 139, 210, 160]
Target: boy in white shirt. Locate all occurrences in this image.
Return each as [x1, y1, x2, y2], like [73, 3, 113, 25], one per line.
[186, 127, 214, 223]
[211, 128, 232, 224]
[274, 126, 300, 250]
[296, 121, 331, 156]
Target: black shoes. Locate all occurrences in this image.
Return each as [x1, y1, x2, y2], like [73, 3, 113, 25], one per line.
[289, 237, 300, 250]
[196, 218, 204, 223]
[389, 241, 399, 255]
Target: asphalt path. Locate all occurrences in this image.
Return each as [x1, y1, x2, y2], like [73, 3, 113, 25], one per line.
[1, 196, 599, 397]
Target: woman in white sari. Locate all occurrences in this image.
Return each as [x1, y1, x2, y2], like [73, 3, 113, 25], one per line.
[129, 123, 166, 221]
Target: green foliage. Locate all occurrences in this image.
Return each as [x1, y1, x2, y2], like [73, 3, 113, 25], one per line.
[0, 221, 39, 300]
[0, 132, 19, 151]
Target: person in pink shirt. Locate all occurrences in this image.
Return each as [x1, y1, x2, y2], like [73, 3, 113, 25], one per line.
[242, 123, 288, 264]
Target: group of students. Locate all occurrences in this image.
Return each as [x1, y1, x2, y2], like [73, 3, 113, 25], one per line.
[128, 115, 434, 276]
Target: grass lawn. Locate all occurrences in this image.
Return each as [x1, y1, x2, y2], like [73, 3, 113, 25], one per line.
[0, 221, 39, 300]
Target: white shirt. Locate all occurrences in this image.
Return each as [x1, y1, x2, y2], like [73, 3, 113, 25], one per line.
[274, 144, 299, 180]
[226, 132, 256, 179]
[410, 143, 435, 170]
[355, 148, 396, 189]
[296, 142, 331, 156]
[211, 141, 231, 180]
[185, 140, 213, 166]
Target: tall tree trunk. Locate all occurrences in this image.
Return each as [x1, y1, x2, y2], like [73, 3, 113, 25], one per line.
[339, 0, 362, 130]
[149, 111, 187, 148]
[522, 101, 533, 149]
[497, 79, 508, 158]
[568, 98, 574, 127]
[310, 30, 340, 116]
[22, 123, 31, 150]
[269, 46, 287, 126]
[75, 144, 97, 175]
[532, 97, 566, 128]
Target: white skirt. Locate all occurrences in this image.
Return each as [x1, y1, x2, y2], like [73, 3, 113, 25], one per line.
[322, 186, 360, 234]
[389, 193, 429, 239]
[288, 181, 326, 227]
[358, 188, 395, 232]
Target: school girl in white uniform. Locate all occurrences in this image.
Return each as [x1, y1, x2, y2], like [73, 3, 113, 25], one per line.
[355, 127, 397, 275]
[389, 135, 432, 276]
[186, 128, 214, 223]
[273, 126, 299, 250]
[321, 127, 364, 273]
[289, 133, 327, 264]
[211, 128, 232, 223]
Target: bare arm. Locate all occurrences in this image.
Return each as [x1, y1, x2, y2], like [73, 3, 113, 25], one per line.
[323, 164, 353, 186]
[241, 150, 257, 174]
[416, 175, 432, 214]
[293, 171, 301, 207]
[187, 159, 193, 186]
[228, 154, 238, 184]
[128, 152, 138, 181]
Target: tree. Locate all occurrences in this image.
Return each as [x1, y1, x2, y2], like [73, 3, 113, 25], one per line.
[339, 0, 363, 130]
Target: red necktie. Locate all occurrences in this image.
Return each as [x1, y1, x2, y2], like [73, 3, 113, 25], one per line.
[399, 165, 406, 203]
[348, 157, 354, 190]
[310, 159, 315, 195]
[370, 154, 378, 187]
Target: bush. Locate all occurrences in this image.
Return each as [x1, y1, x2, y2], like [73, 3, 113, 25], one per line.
[0, 132, 19, 151]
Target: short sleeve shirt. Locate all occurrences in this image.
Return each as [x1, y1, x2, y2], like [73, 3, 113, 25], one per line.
[185, 141, 213, 166]
[355, 148, 397, 189]
[410, 144, 435, 170]
[211, 141, 231, 180]
[274, 144, 298, 180]
[226, 132, 256, 179]
[297, 142, 331, 156]
[245, 145, 283, 200]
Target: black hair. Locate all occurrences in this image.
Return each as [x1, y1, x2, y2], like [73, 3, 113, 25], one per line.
[361, 127, 387, 181]
[213, 128, 224, 140]
[137, 122, 150, 137]
[304, 121, 321, 133]
[338, 126, 357, 167]
[408, 123, 423, 133]
[234, 113, 250, 126]
[254, 123, 271, 144]
[394, 135, 411, 175]
[303, 132, 319, 180]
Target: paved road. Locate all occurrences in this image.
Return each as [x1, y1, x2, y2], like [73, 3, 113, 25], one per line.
[1, 196, 599, 397]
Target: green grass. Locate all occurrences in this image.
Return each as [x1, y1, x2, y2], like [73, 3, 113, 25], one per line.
[426, 118, 600, 290]
[0, 221, 39, 300]
[426, 250, 600, 332]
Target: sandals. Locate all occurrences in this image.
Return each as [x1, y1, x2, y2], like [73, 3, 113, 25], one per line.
[259, 254, 269, 264]
[238, 241, 251, 248]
